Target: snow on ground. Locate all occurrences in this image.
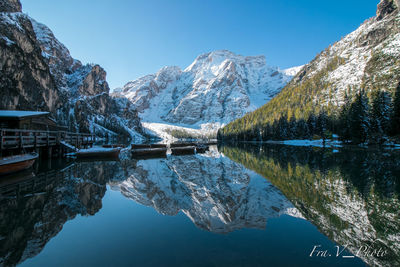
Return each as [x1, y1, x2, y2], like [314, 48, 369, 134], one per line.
[142, 122, 220, 141]
[60, 141, 77, 151]
[265, 139, 343, 148]
[78, 147, 120, 153]
[264, 139, 400, 149]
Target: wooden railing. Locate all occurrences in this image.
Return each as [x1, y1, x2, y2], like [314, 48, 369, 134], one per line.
[0, 162, 79, 198]
[0, 128, 95, 151]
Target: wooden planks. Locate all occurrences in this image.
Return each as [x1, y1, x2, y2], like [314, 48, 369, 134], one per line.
[0, 128, 95, 152]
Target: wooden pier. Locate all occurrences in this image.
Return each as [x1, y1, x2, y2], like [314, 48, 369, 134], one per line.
[0, 128, 95, 158]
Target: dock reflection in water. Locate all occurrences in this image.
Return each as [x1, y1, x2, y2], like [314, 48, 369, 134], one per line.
[0, 159, 125, 266]
[0, 144, 397, 266]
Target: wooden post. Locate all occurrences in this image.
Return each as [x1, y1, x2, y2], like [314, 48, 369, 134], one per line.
[19, 131, 23, 152]
[48, 147, 52, 158]
[0, 130, 3, 157]
[93, 128, 96, 146]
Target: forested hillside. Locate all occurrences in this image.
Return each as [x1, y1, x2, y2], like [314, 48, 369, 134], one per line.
[219, 0, 400, 144]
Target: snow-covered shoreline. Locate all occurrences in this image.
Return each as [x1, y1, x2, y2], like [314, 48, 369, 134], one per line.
[228, 139, 400, 150]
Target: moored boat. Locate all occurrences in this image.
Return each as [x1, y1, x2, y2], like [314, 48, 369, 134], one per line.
[131, 144, 152, 149]
[195, 145, 209, 154]
[0, 153, 38, 176]
[205, 141, 218, 145]
[76, 147, 120, 159]
[132, 148, 167, 158]
[102, 144, 124, 148]
[171, 146, 196, 155]
[170, 142, 196, 148]
[150, 144, 167, 148]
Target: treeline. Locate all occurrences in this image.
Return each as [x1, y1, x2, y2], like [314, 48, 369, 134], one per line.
[165, 128, 217, 140]
[218, 84, 400, 144]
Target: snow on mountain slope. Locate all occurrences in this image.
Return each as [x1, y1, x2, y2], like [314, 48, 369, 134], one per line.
[114, 50, 301, 139]
[283, 65, 304, 77]
[27, 18, 145, 140]
[219, 0, 400, 140]
[111, 149, 304, 233]
[290, 0, 400, 107]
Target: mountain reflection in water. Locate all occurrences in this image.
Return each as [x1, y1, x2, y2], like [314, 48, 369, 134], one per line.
[0, 159, 125, 266]
[0, 144, 398, 266]
[111, 147, 303, 233]
[221, 143, 400, 267]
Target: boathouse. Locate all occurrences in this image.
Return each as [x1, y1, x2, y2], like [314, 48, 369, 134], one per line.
[0, 110, 95, 158]
[0, 110, 65, 131]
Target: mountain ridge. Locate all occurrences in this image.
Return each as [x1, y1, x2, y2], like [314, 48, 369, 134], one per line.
[0, 0, 145, 140]
[219, 0, 400, 143]
[114, 49, 302, 139]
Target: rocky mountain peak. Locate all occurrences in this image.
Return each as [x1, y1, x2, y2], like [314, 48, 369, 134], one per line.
[0, 1, 145, 139]
[79, 64, 110, 96]
[376, 0, 400, 20]
[116, 50, 300, 139]
[185, 50, 266, 73]
[0, 0, 22, 13]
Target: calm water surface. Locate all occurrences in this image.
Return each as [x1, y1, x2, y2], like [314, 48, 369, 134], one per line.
[1, 144, 399, 266]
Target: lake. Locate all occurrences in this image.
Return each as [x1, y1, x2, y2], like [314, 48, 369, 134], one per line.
[0, 144, 399, 266]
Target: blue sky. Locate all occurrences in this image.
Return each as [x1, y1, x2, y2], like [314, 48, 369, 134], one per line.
[21, 0, 379, 90]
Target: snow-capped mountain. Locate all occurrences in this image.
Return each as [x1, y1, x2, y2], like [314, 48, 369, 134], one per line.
[296, 0, 400, 105]
[114, 50, 302, 139]
[220, 0, 400, 140]
[0, 0, 145, 140]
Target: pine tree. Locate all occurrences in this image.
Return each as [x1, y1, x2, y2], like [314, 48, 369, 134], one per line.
[390, 82, 400, 136]
[348, 89, 370, 144]
[307, 114, 317, 138]
[277, 115, 289, 140]
[338, 90, 352, 142]
[316, 109, 328, 141]
[288, 116, 297, 139]
[370, 90, 391, 143]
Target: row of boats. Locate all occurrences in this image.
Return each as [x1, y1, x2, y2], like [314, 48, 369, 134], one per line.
[0, 141, 218, 176]
[131, 142, 217, 158]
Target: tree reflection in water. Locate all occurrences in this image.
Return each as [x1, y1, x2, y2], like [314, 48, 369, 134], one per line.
[221, 143, 400, 267]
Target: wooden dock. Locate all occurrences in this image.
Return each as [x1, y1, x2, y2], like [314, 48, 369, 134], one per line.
[0, 128, 95, 158]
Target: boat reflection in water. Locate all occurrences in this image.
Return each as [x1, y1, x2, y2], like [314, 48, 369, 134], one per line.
[0, 144, 398, 266]
[0, 159, 125, 266]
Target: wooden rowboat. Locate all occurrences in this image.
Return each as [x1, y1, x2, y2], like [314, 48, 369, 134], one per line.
[205, 141, 218, 145]
[131, 144, 152, 149]
[171, 146, 196, 155]
[195, 145, 209, 154]
[0, 153, 38, 176]
[170, 142, 197, 148]
[76, 147, 120, 159]
[150, 144, 167, 148]
[132, 148, 167, 158]
[102, 144, 124, 148]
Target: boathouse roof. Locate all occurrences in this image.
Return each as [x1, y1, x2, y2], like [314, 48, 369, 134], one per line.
[0, 110, 50, 120]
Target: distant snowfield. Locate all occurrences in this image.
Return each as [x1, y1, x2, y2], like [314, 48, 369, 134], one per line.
[142, 122, 221, 141]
